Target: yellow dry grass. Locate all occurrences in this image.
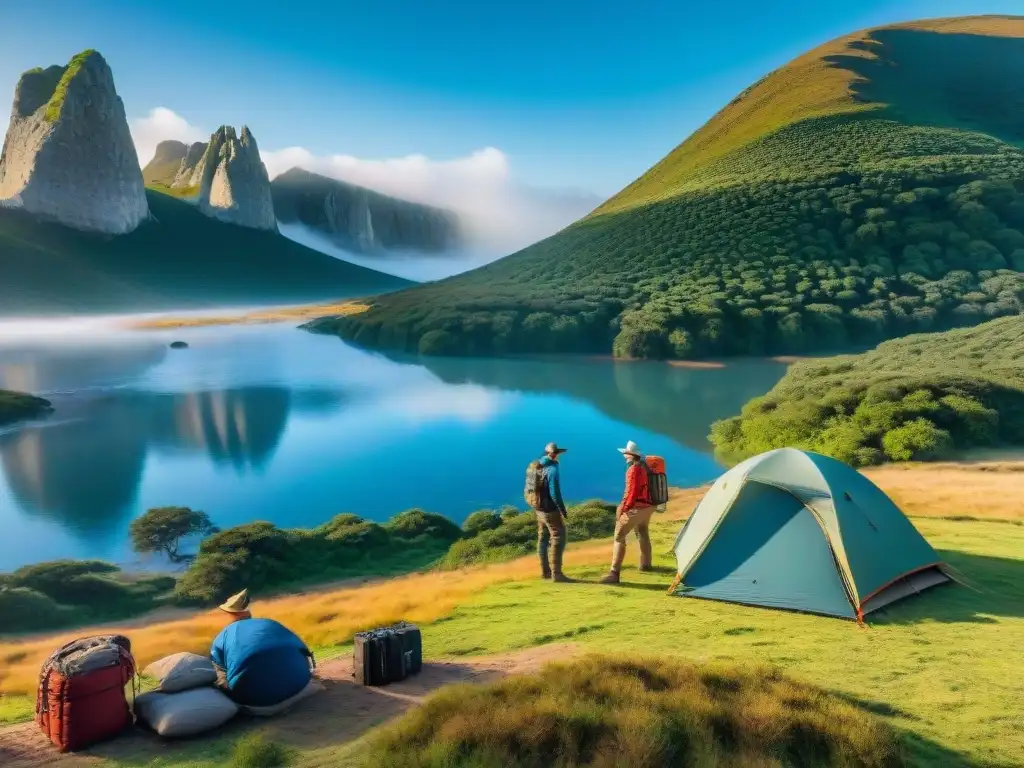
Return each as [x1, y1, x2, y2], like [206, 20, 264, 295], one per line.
[0, 464, 1018, 697]
[867, 460, 1024, 521]
[127, 301, 371, 330]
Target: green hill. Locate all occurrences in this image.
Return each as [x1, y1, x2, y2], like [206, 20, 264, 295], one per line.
[710, 315, 1024, 466]
[321, 15, 1024, 359]
[0, 190, 412, 316]
[141, 140, 188, 186]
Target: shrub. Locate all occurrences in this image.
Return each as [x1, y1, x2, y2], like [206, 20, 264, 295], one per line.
[710, 316, 1024, 466]
[385, 509, 463, 543]
[0, 587, 72, 632]
[882, 419, 954, 462]
[440, 502, 615, 569]
[361, 655, 903, 767]
[462, 509, 503, 536]
[232, 732, 288, 768]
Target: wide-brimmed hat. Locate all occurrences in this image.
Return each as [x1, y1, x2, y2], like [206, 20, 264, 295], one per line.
[544, 442, 568, 455]
[218, 588, 251, 614]
[617, 440, 642, 457]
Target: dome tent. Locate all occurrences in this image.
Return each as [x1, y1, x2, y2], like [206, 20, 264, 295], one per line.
[669, 448, 949, 621]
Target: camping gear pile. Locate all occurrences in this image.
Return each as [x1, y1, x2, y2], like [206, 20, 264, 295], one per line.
[135, 652, 239, 738]
[354, 621, 423, 686]
[668, 447, 950, 620]
[36, 634, 137, 752]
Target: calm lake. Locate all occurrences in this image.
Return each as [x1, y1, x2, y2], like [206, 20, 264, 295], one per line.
[0, 322, 789, 571]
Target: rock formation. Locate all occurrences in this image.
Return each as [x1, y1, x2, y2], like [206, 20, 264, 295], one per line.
[174, 125, 277, 231]
[170, 140, 208, 191]
[142, 140, 188, 185]
[271, 167, 462, 254]
[0, 49, 149, 234]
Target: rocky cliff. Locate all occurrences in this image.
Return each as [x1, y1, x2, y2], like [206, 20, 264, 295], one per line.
[170, 140, 208, 191]
[271, 167, 462, 254]
[142, 140, 188, 185]
[179, 126, 276, 231]
[0, 49, 149, 234]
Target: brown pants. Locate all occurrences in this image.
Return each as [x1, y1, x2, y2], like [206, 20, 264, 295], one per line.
[611, 506, 655, 571]
[536, 510, 566, 575]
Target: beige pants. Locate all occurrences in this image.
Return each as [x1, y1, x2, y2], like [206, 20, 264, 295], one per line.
[611, 506, 655, 571]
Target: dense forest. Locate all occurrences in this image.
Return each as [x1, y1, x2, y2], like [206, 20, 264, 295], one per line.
[710, 315, 1024, 466]
[316, 18, 1024, 359]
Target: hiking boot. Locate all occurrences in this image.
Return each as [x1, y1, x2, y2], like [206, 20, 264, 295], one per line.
[599, 570, 620, 585]
[637, 565, 653, 573]
[552, 572, 574, 583]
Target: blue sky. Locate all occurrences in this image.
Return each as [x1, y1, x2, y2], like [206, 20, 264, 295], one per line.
[1, 1, 1021, 200]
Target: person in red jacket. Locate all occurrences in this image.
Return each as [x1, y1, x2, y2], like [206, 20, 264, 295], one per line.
[600, 440, 654, 585]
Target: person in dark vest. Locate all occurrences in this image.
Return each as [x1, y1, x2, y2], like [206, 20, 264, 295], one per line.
[535, 442, 573, 583]
[210, 589, 314, 707]
[600, 440, 654, 584]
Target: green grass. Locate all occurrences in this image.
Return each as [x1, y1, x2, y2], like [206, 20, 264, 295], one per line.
[322, 16, 1024, 361]
[0, 189, 412, 316]
[710, 315, 1024, 465]
[362, 655, 904, 768]
[22, 513, 1017, 766]
[0, 694, 33, 725]
[0, 389, 51, 426]
[148, 182, 199, 199]
[42, 49, 98, 123]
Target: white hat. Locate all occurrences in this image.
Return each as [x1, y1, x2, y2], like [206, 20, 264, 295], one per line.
[618, 440, 641, 456]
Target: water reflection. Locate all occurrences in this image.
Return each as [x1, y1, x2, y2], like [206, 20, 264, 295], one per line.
[400, 355, 788, 451]
[0, 385, 343, 544]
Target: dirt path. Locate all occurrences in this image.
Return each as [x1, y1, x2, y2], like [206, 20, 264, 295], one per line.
[0, 644, 578, 767]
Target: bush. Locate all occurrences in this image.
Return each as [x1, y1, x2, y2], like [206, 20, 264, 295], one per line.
[232, 732, 288, 768]
[462, 509, 503, 536]
[882, 419, 954, 461]
[710, 316, 1024, 466]
[440, 501, 615, 569]
[361, 655, 902, 767]
[0, 587, 73, 632]
[385, 509, 463, 543]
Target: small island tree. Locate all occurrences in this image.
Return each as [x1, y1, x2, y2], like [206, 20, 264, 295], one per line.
[130, 506, 218, 562]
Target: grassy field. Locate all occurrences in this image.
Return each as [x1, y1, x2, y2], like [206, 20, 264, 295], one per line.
[323, 15, 1024, 362]
[710, 315, 1024, 466]
[0, 463, 1020, 766]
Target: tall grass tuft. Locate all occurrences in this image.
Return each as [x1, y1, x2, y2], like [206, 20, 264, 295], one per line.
[362, 655, 904, 768]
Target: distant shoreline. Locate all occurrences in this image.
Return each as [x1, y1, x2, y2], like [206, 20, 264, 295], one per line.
[125, 300, 370, 330]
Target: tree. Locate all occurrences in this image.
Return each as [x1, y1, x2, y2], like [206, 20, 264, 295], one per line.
[130, 506, 217, 562]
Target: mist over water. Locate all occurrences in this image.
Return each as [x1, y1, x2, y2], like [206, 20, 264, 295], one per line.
[277, 222, 503, 281]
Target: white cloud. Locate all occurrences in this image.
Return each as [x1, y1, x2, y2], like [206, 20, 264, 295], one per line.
[130, 108, 206, 167]
[129, 107, 604, 257]
[262, 145, 602, 253]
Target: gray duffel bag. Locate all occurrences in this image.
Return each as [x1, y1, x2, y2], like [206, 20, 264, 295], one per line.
[135, 687, 239, 738]
[143, 652, 217, 693]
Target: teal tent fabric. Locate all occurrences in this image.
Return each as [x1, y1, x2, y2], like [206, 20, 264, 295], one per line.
[671, 448, 949, 619]
[681, 482, 856, 617]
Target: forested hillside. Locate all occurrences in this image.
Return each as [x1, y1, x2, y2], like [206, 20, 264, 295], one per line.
[318, 15, 1024, 359]
[710, 315, 1024, 466]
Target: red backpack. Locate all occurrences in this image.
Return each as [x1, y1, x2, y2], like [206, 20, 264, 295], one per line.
[36, 635, 137, 752]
